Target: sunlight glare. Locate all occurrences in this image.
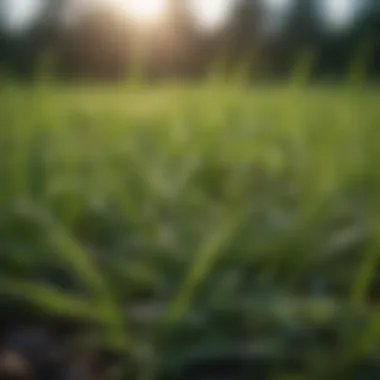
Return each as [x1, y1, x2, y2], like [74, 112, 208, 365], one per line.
[119, 0, 167, 22]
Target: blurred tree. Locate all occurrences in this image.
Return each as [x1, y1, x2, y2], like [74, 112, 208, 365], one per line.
[0, 0, 65, 80]
[349, 1, 380, 79]
[316, 0, 380, 81]
[228, 0, 264, 56]
[217, 0, 265, 74]
[56, 7, 132, 80]
[281, 0, 321, 77]
[287, 0, 319, 48]
[154, 0, 202, 78]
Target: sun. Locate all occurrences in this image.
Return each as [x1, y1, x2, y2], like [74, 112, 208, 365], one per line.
[121, 0, 167, 22]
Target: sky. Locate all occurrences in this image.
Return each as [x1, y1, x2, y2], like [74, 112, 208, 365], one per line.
[323, 0, 359, 29]
[1, 0, 360, 33]
[1, 0, 43, 31]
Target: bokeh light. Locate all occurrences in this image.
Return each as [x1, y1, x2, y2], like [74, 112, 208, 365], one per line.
[190, 0, 235, 30]
[118, 0, 167, 23]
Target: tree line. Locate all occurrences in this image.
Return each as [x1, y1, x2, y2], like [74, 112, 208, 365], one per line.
[0, 0, 380, 82]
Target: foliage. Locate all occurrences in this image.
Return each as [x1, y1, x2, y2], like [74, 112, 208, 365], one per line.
[0, 75, 380, 378]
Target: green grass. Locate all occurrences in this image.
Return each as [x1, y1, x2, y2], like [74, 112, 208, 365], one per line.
[1, 80, 380, 378]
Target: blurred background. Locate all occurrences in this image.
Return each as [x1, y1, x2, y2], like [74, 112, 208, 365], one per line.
[0, 0, 379, 82]
[1, 1, 380, 380]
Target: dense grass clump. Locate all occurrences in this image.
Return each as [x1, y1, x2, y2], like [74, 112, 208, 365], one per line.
[1, 80, 380, 379]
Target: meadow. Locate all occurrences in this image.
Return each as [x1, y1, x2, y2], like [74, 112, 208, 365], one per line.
[1, 78, 380, 379]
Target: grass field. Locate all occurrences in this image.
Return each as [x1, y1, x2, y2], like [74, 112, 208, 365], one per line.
[1, 80, 380, 379]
